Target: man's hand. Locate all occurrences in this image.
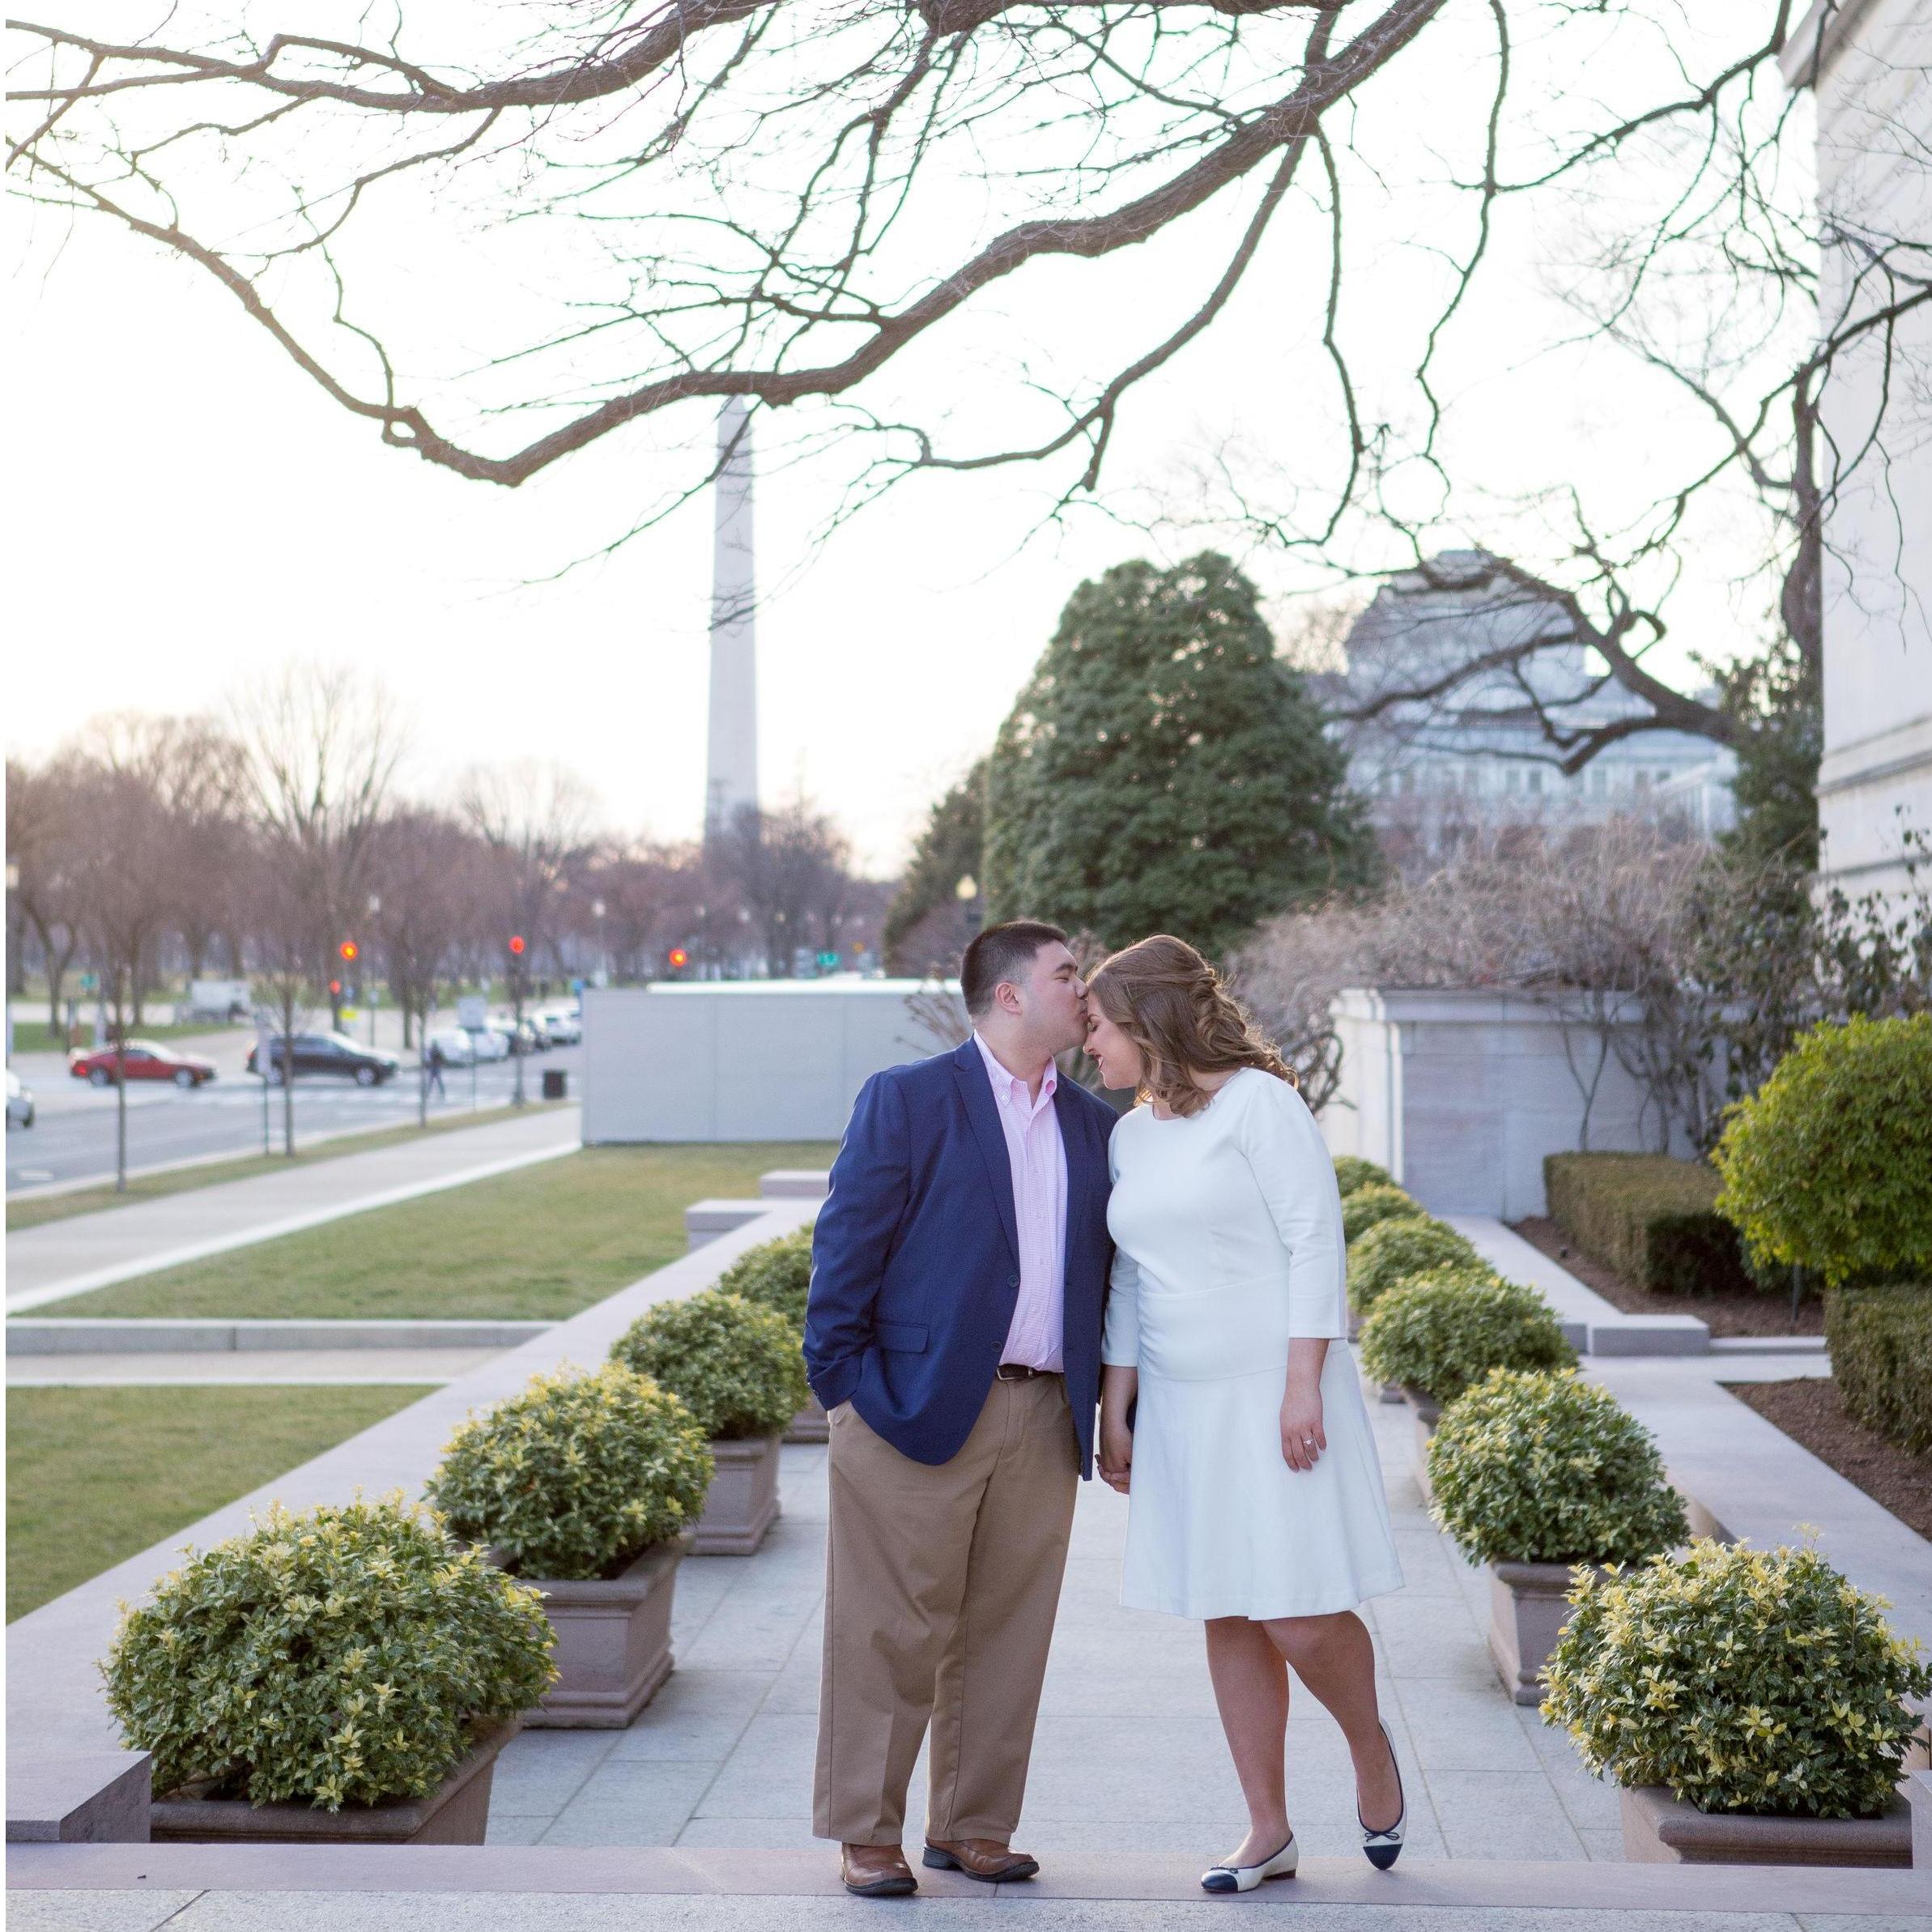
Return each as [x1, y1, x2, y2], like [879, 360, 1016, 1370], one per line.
[1098, 1405, 1134, 1493]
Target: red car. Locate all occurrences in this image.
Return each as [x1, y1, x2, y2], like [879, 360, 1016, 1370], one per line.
[68, 1040, 219, 1089]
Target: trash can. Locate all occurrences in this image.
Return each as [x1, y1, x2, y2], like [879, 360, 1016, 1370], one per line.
[542, 1069, 568, 1100]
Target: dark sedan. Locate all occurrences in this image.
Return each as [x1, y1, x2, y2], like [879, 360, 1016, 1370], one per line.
[68, 1041, 219, 1089]
[245, 1032, 401, 1087]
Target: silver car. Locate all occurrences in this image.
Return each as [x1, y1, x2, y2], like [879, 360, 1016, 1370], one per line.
[6, 1067, 34, 1129]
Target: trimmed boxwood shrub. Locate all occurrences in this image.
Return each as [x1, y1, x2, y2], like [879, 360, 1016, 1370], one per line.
[1359, 1270, 1577, 1406]
[1333, 1155, 1394, 1198]
[715, 1228, 814, 1332]
[1428, 1368, 1687, 1566]
[1544, 1152, 1755, 1297]
[1342, 1183, 1427, 1245]
[611, 1290, 811, 1440]
[1543, 1538, 1932, 1819]
[428, 1364, 715, 1582]
[104, 1496, 555, 1811]
[1827, 1285, 1932, 1453]
[1347, 1215, 1486, 1311]
[1713, 1014, 1932, 1289]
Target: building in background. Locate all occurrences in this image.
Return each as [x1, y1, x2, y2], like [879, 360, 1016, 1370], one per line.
[1314, 551, 1737, 870]
[1781, 0, 1932, 905]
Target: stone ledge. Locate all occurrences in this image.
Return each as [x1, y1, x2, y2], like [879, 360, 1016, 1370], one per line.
[683, 1201, 772, 1251]
[757, 1171, 829, 1200]
[10, 1845, 1931, 1913]
[6, 1753, 150, 1844]
[1587, 1313, 1712, 1357]
[6, 1319, 554, 1355]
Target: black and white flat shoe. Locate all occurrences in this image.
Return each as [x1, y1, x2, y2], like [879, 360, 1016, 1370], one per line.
[1359, 1719, 1406, 1870]
[1200, 1832, 1297, 1893]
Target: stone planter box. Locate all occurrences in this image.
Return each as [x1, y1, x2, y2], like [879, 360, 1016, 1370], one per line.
[785, 1396, 828, 1445]
[1619, 1784, 1913, 1867]
[519, 1538, 687, 1730]
[150, 1720, 517, 1845]
[1402, 1387, 1440, 1506]
[692, 1433, 781, 1555]
[1487, 1559, 1602, 1706]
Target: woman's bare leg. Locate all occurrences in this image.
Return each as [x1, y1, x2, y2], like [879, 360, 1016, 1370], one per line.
[1263, 1611, 1401, 1832]
[1203, 1616, 1294, 1865]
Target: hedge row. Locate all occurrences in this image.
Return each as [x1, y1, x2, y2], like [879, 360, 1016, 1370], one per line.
[1827, 1286, 1932, 1454]
[1544, 1152, 1756, 1298]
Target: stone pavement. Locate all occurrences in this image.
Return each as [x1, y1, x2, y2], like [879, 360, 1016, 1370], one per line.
[486, 1379, 1626, 1861]
[6, 1106, 581, 1313]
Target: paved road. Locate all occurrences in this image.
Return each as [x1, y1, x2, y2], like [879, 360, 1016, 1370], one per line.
[6, 1023, 581, 1194]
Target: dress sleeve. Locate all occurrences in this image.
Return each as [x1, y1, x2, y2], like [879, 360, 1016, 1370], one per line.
[1100, 1128, 1141, 1368]
[1236, 1075, 1348, 1340]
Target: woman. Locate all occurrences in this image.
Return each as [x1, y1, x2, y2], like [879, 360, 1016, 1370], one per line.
[1087, 935, 1406, 1891]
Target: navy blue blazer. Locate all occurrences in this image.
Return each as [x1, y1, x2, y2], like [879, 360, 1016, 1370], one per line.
[804, 1040, 1115, 1475]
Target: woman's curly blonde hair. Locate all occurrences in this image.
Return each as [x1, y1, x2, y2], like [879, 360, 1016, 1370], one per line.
[1087, 934, 1294, 1117]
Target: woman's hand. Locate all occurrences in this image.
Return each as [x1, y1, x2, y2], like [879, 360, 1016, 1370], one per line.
[1280, 1339, 1330, 1472]
[1099, 1364, 1138, 1493]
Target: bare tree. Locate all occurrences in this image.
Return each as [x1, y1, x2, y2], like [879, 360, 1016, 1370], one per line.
[714, 799, 854, 977]
[5, 3, 1822, 538]
[65, 760, 177, 1186]
[6, 754, 87, 1036]
[367, 806, 483, 1049]
[582, 840, 705, 983]
[459, 762, 600, 976]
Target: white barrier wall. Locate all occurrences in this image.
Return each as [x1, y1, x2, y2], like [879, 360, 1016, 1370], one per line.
[581, 981, 966, 1143]
[1321, 988, 1696, 1219]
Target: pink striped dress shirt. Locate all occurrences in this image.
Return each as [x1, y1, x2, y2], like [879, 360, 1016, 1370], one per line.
[972, 1030, 1068, 1372]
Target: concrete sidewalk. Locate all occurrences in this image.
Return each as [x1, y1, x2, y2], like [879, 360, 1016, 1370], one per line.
[5, 1107, 581, 1313]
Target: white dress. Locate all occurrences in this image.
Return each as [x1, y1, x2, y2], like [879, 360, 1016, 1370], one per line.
[1103, 1066, 1404, 1620]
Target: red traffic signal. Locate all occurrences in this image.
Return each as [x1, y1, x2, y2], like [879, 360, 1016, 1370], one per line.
[667, 947, 690, 970]
[338, 939, 358, 963]
[509, 934, 527, 956]
[328, 979, 343, 997]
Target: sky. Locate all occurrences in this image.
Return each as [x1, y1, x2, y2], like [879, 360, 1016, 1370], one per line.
[6, 4, 1799, 874]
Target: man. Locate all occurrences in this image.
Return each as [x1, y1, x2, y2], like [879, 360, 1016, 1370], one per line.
[805, 920, 1115, 1897]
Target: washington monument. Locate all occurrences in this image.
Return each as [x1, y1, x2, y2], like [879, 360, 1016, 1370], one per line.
[705, 398, 760, 841]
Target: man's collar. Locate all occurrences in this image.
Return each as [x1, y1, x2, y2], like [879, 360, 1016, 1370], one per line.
[972, 1028, 1056, 1100]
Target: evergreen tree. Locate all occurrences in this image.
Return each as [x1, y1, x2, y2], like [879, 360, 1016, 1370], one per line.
[985, 554, 1380, 959]
[1712, 634, 1821, 870]
[882, 759, 987, 973]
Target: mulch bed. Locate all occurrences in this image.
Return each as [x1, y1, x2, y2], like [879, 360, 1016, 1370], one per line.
[1509, 1216, 1825, 1338]
[1727, 1378, 1932, 1543]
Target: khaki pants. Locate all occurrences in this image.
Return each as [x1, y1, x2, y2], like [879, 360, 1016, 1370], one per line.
[814, 1373, 1079, 1846]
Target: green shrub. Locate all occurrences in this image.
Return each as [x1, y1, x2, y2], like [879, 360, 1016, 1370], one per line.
[1543, 1538, 1932, 1819]
[1347, 1215, 1485, 1310]
[1342, 1183, 1427, 1245]
[1359, 1270, 1577, 1406]
[611, 1290, 810, 1440]
[1713, 1014, 1932, 1289]
[428, 1364, 714, 1582]
[715, 1228, 815, 1332]
[1544, 1153, 1755, 1297]
[1333, 1155, 1394, 1198]
[1428, 1369, 1687, 1566]
[103, 1496, 555, 1811]
[1827, 1286, 1932, 1453]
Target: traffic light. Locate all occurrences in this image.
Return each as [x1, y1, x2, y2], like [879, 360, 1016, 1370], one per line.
[329, 979, 343, 998]
[338, 939, 358, 964]
[509, 934, 526, 956]
[667, 947, 690, 971]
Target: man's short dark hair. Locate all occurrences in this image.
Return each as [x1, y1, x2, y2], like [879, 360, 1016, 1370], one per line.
[961, 919, 1070, 1018]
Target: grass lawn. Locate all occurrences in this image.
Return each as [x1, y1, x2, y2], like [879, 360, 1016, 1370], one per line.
[7, 1102, 571, 1232]
[6, 1384, 428, 1622]
[35, 1143, 839, 1322]
[9, 1019, 247, 1053]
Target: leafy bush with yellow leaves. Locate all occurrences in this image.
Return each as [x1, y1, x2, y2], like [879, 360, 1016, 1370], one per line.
[611, 1289, 811, 1440]
[1342, 1183, 1427, 1245]
[716, 1228, 815, 1332]
[1332, 1155, 1394, 1198]
[1346, 1215, 1486, 1310]
[1428, 1369, 1687, 1566]
[104, 1496, 555, 1811]
[1543, 1538, 1932, 1818]
[429, 1364, 714, 1582]
[1358, 1269, 1576, 1406]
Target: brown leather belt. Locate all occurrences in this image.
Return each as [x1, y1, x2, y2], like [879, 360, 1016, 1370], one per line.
[994, 1363, 1060, 1382]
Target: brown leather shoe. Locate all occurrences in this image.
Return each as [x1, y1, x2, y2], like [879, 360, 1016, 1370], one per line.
[922, 1837, 1041, 1883]
[840, 1844, 917, 1896]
